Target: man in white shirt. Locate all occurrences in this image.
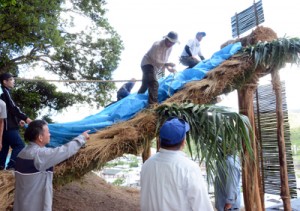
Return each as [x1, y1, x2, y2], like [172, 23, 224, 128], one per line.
[140, 117, 213, 211]
[0, 96, 7, 152]
[138, 31, 178, 105]
[180, 32, 206, 68]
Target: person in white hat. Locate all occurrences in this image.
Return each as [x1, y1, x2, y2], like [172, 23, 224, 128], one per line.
[180, 31, 206, 68]
[138, 31, 179, 105]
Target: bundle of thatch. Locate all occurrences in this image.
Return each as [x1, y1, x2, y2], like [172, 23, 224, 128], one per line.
[0, 171, 14, 210]
[54, 111, 157, 185]
[1, 26, 298, 209]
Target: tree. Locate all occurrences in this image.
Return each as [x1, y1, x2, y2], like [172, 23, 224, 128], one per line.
[0, 0, 123, 107]
[11, 77, 82, 121]
[0, 0, 16, 8]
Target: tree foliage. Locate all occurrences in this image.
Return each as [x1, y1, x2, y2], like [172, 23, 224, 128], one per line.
[12, 77, 82, 121]
[245, 37, 300, 69]
[156, 103, 254, 184]
[0, 0, 123, 107]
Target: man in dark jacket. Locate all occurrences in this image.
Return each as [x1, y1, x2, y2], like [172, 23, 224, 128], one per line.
[117, 78, 136, 101]
[0, 73, 32, 170]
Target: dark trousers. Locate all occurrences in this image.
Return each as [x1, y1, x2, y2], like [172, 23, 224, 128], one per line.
[0, 130, 25, 169]
[180, 56, 199, 68]
[138, 64, 158, 105]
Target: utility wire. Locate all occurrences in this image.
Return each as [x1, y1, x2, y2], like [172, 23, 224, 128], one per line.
[15, 78, 141, 83]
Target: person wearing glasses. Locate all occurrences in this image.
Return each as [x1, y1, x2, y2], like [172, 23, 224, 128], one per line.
[137, 31, 178, 106]
[140, 117, 213, 211]
[13, 120, 90, 211]
[180, 32, 206, 68]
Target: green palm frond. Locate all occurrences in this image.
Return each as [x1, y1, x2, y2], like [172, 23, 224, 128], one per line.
[245, 37, 300, 69]
[155, 103, 254, 184]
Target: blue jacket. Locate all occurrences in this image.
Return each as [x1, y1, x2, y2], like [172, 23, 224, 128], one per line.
[215, 155, 241, 211]
[117, 82, 135, 100]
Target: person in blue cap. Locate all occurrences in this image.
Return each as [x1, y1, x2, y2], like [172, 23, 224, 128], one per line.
[180, 31, 206, 68]
[140, 117, 213, 211]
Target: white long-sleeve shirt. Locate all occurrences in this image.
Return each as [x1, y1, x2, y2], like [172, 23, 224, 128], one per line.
[140, 148, 213, 211]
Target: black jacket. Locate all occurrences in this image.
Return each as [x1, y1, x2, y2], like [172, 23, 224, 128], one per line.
[0, 86, 28, 130]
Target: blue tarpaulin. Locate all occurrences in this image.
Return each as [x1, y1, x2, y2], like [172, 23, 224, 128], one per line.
[47, 42, 242, 147]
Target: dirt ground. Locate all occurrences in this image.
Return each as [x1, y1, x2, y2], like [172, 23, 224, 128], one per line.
[53, 172, 140, 211]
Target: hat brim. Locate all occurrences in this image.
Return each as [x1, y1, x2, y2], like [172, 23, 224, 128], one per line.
[164, 36, 179, 44]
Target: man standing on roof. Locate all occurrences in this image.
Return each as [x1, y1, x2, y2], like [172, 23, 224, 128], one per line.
[180, 32, 206, 68]
[138, 31, 178, 105]
[0, 72, 32, 170]
[140, 117, 214, 211]
[117, 78, 136, 101]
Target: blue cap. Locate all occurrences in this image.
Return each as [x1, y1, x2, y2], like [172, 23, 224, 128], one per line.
[196, 32, 206, 37]
[159, 117, 190, 146]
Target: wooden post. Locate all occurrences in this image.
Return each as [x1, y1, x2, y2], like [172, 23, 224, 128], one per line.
[255, 90, 265, 195]
[142, 140, 151, 163]
[271, 70, 292, 211]
[238, 84, 264, 211]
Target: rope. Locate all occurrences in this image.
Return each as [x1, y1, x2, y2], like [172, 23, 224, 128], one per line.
[15, 78, 141, 83]
[167, 72, 176, 97]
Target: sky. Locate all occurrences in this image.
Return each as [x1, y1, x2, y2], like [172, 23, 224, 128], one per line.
[52, 0, 300, 122]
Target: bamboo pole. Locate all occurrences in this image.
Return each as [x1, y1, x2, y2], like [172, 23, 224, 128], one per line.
[271, 70, 292, 211]
[255, 90, 265, 199]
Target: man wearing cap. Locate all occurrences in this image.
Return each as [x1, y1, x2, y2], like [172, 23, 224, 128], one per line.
[0, 72, 32, 170]
[180, 32, 206, 68]
[138, 31, 178, 105]
[140, 117, 213, 211]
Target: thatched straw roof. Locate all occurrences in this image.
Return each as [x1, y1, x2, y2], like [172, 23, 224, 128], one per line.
[1, 26, 297, 209]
